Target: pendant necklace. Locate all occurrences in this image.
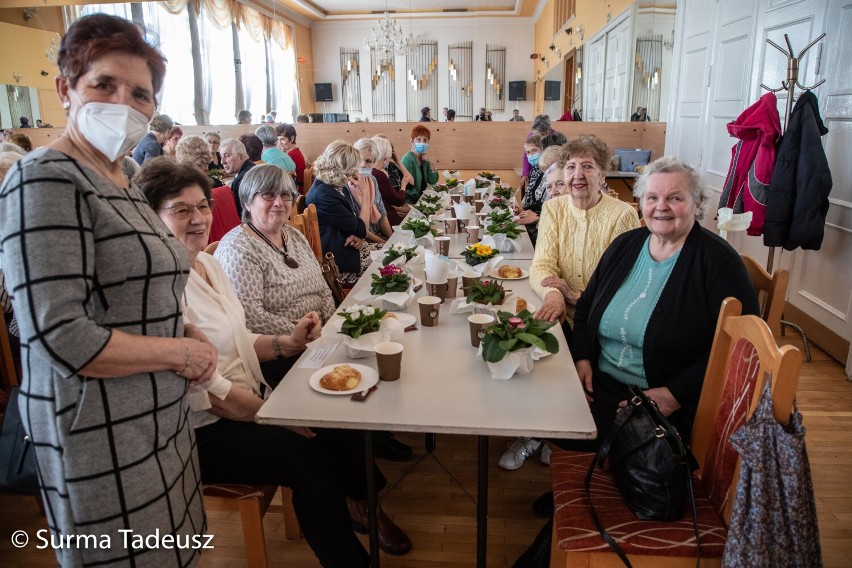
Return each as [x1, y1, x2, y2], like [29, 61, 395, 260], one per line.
[246, 222, 300, 269]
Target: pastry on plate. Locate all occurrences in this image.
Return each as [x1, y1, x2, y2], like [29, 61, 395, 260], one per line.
[320, 364, 362, 391]
[382, 312, 397, 320]
[515, 297, 528, 313]
[498, 265, 522, 278]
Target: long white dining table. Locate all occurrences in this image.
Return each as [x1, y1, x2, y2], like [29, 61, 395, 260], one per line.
[256, 256, 596, 566]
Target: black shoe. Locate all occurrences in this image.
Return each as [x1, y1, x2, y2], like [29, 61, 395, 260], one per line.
[372, 431, 413, 462]
[533, 491, 554, 517]
[513, 519, 552, 568]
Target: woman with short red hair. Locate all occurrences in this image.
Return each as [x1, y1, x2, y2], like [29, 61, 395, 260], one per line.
[401, 124, 438, 203]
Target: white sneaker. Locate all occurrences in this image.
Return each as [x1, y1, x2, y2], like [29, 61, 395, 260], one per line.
[499, 438, 542, 470]
[540, 443, 552, 465]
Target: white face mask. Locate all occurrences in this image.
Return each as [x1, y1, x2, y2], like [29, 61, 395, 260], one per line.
[75, 101, 150, 162]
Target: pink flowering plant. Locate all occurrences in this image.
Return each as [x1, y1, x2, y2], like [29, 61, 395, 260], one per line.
[489, 196, 510, 210]
[466, 279, 506, 305]
[370, 263, 411, 295]
[481, 309, 559, 363]
[493, 185, 515, 200]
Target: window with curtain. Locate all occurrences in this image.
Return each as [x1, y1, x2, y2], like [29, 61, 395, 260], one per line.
[78, 1, 298, 126]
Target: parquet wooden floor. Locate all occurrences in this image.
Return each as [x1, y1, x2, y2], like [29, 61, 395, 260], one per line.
[1, 338, 848, 567]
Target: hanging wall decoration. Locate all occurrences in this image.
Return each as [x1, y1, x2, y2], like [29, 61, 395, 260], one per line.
[448, 41, 473, 121]
[485, 44, 506, 113]
[406, 40, 438, 121]
[340, 47, 362, 114]
[371, 51, 396, 122]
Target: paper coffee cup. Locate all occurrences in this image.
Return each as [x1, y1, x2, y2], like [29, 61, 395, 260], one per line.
[466, 225, 481, 242]
[435, 236, 451, 256]
[418, 296, 442, 327]
[375, 342, 404, 381]
[468, 314, 495, 348]
[426, 280, 449, 303]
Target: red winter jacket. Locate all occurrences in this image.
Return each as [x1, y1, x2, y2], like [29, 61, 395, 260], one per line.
[718, 93, 781, 236]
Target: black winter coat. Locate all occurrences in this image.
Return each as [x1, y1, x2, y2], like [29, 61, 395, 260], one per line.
[763, 91, 832, 250]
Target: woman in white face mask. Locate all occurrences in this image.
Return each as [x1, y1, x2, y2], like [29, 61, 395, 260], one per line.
[0, 14, 216, 568]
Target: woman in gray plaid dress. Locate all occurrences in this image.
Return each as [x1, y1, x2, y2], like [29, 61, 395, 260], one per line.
[0, 15, 216, 567]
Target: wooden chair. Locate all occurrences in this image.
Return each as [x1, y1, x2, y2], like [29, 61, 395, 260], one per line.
[202, 484, 301, 568]
[302, 164, 314, 194]
[294, 194, 307, 215]
[549, 297, 803, 567]
[203, 241, 219, 255]
[302, 203, 324, 262]
[740, 254, 788, 336]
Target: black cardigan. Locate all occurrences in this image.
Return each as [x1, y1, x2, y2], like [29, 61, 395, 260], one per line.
[305, 179, 367, 274]
[572, 222, 760, 424]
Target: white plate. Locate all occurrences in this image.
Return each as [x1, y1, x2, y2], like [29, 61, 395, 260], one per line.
[488, 267, 529, 280]
[309, 364, 379, 395]
[382, 312, 416, 328]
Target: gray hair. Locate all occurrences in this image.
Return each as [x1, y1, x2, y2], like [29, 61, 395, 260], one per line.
[204, 131, 221, 141]
[238, 164, 298, 223]
[371, 135, 392, 165]
[633, 156, 712, 220]
[0, 151, 23, 182]
[0, 142, 26, 155]
[220, 138, 247, 159]
[149, 113, 173, 133]
[353, 137, 378, 161]
[255, 124, 278, 147]
[531, 114, 552, 134]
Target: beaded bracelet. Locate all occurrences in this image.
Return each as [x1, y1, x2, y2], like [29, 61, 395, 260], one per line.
[175, 338, 191, 376]
[272, 335, 285, 359]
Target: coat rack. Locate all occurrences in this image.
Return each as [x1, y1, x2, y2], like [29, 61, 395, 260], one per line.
[759, 32, 826, 361]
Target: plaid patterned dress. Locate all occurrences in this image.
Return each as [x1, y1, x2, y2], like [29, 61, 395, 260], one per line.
[0, 149, 205, 567]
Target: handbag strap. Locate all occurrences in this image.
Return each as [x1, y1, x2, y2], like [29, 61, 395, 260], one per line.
[583, 386, 701, 568]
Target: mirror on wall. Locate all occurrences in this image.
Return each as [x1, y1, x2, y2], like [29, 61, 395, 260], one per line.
[631, 7, 675, 122]
[0, 84, 42, 130]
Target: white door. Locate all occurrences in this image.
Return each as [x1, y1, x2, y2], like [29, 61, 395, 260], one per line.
[585, 37, 605, 122]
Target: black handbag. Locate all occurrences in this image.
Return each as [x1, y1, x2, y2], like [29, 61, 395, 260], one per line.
[585, 386, 699, 567]
[0, 386, 40, 493]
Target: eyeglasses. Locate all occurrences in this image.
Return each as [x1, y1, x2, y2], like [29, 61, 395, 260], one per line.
[159, 199, 214, 219]
[546, 180, 567, 191]
[257, 190, 294, 203]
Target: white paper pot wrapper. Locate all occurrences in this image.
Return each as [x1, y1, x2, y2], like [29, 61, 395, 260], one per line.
[481, 234, 520, 253]
[453, 202, 474, 222]
[450, 293, 515, 317]
[477, 345, 548, 379]
[339, 318, 405, 358]
[408, 208, 425, 220]
[378, 288, 415, 311]
[454, 255, 504, 277]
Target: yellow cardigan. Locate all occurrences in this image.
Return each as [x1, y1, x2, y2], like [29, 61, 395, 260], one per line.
[530, 194, 640, 324]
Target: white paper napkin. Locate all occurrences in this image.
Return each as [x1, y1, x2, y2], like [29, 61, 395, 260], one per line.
[424, 250, 453, 282]
[454, 255, 504, 276]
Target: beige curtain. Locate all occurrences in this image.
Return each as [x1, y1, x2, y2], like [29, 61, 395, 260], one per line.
[157, 0, 291, 47]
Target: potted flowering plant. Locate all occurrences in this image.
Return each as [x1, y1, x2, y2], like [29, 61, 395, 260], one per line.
[466, 279, 506, 305]
[337, 304, 388, 339]
[382, 242, 418, 265]
[479, 171, 496, 180]
[401, 218, 436, 238]
[434, 183, 449, 192]
[370, 264, 411, 295]
[493, 185, 514, 200]
[475, 178, 492, 189]
[413, 201, 441, 217]
[419, 192, 441, 204]
[489, 196, 510, 210]
[486, 208, 513, 224]
[461, 242, 498, 266]
[482, 309, 559, 362]
[445, 177, 460, 189]
[485, 219, 522, 240]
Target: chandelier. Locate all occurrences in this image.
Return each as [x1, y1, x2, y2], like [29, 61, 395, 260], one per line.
[364, 11, 422, 63]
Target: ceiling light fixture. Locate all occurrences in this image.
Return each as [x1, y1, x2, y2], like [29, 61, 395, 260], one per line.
[364, 4, 421, 64]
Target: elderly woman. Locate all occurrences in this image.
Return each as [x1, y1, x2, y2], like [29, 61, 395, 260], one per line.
[276, 122, 306, 192]
[132, 111, 173, 164]
[138, 158, 411, 563]
[306, 140, 375, 283]
[162, 125, 183, 160]
[516, 133, 546, 244]
[0, 14, 215, 567]
[256, 124, 295, 172]
[176, 134, 223, 187]
[215, 165, 335, 345]
[521, 115, 556, 189]
[371, 135, 408, 226]
[401, 124, 439, 203]
[205, 130, 223, 171]
[353, 137, 392, 241]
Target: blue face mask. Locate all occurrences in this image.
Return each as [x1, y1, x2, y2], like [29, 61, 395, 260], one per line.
[359, 167, 372, 176]
[414, 142, 429, 153]
[527, 152, 541, 167]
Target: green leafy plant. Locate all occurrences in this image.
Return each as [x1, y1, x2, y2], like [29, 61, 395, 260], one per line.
[337, 304, 388, 339]
[479, 171, 496, 180]
[475, 178, 492, 189]
[481, 309, 559, 363]
[466, 279, 506, 305]
[493, 185, 515, 200]
[207, 167, 225, 180]
[461, 242, 497, 266]
[485, 219, 522, 239]
[489, 196, 510, 209]
[486, 208, 513, 224]
[401, 218, 437, 238]
[414, 201, 441, 216]
[419, 192, 441, 204]
[445, 177, 460, 189]
[370, 264, 411, 295]
[382, 243, 418, 265]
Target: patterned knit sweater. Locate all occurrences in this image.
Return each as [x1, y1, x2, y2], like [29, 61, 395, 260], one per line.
[530, 193, 640, 323]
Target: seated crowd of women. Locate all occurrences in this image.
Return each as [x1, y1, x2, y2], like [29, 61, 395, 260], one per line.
[0, 12, 761, 568]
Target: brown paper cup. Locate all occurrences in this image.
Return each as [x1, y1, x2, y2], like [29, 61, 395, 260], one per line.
[466, 225, 481, 242]
[444, 217, 458, 234]
[451, 194, 462, 204]
[375, 342, 404, 381]
[435, 236, 451, 256]
[418, 296, 442, 327]
[445, 275, 459, 299]
[475, 200, 485, 213]
[426, 280, 449, 302]
[461, 271, 480, 290]
[468, 314, 495, 348]
[463, 195, 475, 204]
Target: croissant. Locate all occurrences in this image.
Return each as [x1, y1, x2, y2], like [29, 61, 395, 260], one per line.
[498, 265, 522, 278]
[320, 365, 362, 391]
[515, 297, 528, 313]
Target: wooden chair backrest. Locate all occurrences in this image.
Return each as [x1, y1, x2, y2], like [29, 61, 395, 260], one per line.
[690, 297, 803, 524]
[302, 204, 323, 261]
[287, 213, 308, 241]
[0, 314, 18, 389]
[294, 194, 307, 215]
[741, 254, 789, 336]
[302, 165, 313, 193]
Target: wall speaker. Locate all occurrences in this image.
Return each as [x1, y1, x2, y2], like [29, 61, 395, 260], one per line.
[508, 81, 526, 101]
[314, 83, 333, 102]
[544, 80, 561, 101]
